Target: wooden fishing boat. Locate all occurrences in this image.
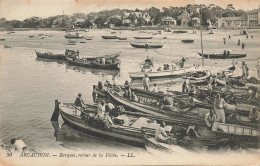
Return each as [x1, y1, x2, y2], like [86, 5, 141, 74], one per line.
[129, 65, 201, 81]
[58, 102, 172, 147]
[173, 30, 188, 34]
[28, 35, 35, 38]
[0, 38, 6, 41]
[213, 122, 259, 138]
[106, 88, 206, 123]
[65, 33, 84, 39]
[35, 51, 65, 60]
[183, 70, 211, 85]
[141, 129, 190, 154]
[134, 36, 153, 39]
[140, 57, 153, 72]
[209, 30, 214, 34]
[198, 53, 247, 59]
[130, 43, 163, 49]
[101, 35, 119, 39]
[65, 52, 120, 70]
[181, 40, 194, 43]
[111, 31, 116, 34]
[4, 44, 13, 48]
[85, 38, 93, 40]
[118, 37, 127, 40]
[68, 40, 76, 45]
[7, 31, 15, 34]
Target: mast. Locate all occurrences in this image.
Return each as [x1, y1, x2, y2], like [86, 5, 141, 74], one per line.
[199, 8, 204, 67]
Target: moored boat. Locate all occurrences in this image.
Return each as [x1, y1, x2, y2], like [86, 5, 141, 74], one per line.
[65, 51, 120, 70]
[129, 65, 201, 81]
[198, 53, 247, 59]
[0, 38, 6, 41]
[118, 37, 127, 40]
[209, 30, 214, 34]
[183, 70, 211, 85]
[68, 40, 76, 45]
[4, 44, 13, 48]
[35, 50, 65, 60]
[58, 102, 173, 147]
[141, 129, 190, 154]
[134, 36, 153, 39]
[181, 40, 194, 43]
[101, 35, 119, 39]
[173, 30, 188, 34]
[130, 43, 163, 49]
[65, 33, 84, 39]
[7, 31, 15, 34]
[140, 56, 154, 72]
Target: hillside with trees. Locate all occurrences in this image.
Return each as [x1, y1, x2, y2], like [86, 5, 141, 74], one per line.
[0, 4, 250, 29]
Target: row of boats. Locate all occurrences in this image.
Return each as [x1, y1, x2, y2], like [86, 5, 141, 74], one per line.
[35, 50, 121, 70]
[55, 73, 259, 154]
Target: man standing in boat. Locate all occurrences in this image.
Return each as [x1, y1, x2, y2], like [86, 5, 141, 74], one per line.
[155, 121, 170, 143]
[242, 60, 249, 78]
[142, 74, 150, 91]
[74, 93, 86, 108]
[214, 94, 226, 123]
[145, 43, 149, 52]
[204, 109, 217, 130]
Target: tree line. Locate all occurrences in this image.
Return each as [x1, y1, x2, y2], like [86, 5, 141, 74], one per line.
[0, 4, 247, 29]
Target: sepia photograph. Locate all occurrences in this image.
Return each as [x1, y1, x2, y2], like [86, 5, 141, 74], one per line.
[0, 0, 259, 165]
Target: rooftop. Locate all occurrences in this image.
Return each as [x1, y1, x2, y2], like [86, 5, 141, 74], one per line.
[248, 9, 260, 13]
[162, 16, 176, 21]
[219, 17, 247, 21]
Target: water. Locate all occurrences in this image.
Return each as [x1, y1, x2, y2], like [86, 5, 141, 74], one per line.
[0, 29, 259, 152]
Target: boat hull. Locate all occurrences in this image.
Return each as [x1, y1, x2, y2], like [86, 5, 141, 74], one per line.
[134, 37, 153, 39]
[101, 36, 119, 39]
[181, 40, 194, 43]
[198, 53, 247, 59]
[36, 53, 65, 60]
[129, 66, 200, 80]
[65, 56, 120, 70]
[130, 43, 163, 49]
[59, 104, 144, 147]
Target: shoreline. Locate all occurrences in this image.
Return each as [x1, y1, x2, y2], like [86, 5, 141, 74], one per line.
[1, 26, 260, 32]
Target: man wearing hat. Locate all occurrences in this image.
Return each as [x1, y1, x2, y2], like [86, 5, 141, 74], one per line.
[74, 93, 86, 107]
[205, 109, 217, 130]
[142, 74, 150, 91]
[155, 121, 168, 143]
[214, 93, 226, 123]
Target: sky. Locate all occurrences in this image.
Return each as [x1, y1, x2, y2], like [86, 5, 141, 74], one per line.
[0, 0, 260, 21]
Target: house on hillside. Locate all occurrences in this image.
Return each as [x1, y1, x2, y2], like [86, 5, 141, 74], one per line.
[135, 12, 142, 18]
[112, 15, 122, 20]
[187, 4, 206, 15]
[247, 9, 260, 26]
[122, 12, 132, 25]
[192, 17, 200, 26]
[217, 17, 247, 27]
[161, 16, 176, 26]
[143, 13, 151, 24]
[177, 10, 191, 26]
[74, 18, 85, 27]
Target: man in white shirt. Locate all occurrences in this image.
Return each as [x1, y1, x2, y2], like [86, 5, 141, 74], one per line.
[214, 94, 226, 123]
[152, 83, 158, 93]
[10, 138, 27, 152]
[142, 74, 150, 91]
[205, 109, 217, 129]
[155, 121, 168, 142]
[97, 100, 106, 115]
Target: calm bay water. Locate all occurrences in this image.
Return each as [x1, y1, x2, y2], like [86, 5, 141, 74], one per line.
[0, 29, 259, 152]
